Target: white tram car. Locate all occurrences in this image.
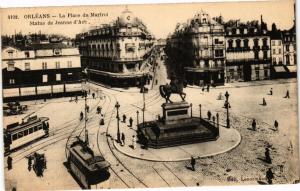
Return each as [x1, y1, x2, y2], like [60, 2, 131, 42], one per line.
[67, 139, 110, 189]
[4, 115, 49, 153]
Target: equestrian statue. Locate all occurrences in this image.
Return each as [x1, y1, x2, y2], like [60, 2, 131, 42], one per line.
[159, 74, 187, 103]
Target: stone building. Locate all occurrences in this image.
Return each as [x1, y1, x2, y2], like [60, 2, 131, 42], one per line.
[76, 8, 155, 87]
[2, 42, 82, 100]
[224, 17, 271, 82]
[282, 25, 297, 77]
[165, 10, 226, 86]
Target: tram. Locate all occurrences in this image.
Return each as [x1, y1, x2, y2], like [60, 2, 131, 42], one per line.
[4, 112, 49, 153]
[67, 138, 110, 189]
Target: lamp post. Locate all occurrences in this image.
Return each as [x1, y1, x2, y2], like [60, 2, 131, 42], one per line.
[199, 104, 202, 119]
[115, 101, 121, 143]
[224, 91, 230, 128]
[190, 103, 193, 118]
[136, 110, 139, 128]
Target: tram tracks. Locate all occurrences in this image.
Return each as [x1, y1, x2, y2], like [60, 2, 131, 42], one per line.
[7, 95, 104, 165]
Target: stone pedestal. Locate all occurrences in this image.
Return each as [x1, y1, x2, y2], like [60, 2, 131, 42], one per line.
[162, 102, 190, 124]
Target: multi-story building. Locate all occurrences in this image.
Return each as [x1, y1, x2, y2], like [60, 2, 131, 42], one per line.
[224, 17, 271, 82]
[282, 25, 297, 77]
[76, 8, 155, 87]
[165, 10, 226, 86]
[2, 42, 82, 101]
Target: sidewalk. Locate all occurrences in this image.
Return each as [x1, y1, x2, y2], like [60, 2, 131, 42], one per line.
[112, 120, 241, 162]
[188, 78, 297, 90]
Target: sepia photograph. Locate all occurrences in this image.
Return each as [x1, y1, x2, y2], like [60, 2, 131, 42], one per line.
[0, 0, 299, 190]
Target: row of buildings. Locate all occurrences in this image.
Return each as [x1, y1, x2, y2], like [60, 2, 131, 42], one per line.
[165, 10, 296, 86]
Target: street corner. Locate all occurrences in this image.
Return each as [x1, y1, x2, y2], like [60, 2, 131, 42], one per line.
[113, 126, 241, 162]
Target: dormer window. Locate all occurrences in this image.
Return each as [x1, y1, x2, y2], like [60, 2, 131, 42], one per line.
[7, 61, 15, 71]
[25, 51, 30, 58]
[7, 50, 14, 58]
[244, 28, 248, 34]
[53, 49, 62, 56]
[202, 18, 207, 23]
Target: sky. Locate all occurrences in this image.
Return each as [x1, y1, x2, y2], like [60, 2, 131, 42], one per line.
[1, 0, 295, 39]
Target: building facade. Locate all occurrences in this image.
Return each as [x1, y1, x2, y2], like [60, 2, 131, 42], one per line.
[2, 43, 82, 101]
[224, 18, 271, 82]
[282, 26, 297, 76]
[165, 11, 226, 86]
[76, 8, 155, 87]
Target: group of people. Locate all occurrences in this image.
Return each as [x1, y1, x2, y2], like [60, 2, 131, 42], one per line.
[262, 88, 291, 106]
[119, 114, 136, 149]
[201, 84, 210, 92]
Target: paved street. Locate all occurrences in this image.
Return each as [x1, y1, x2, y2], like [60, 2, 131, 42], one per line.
[4, 58, 299, 190]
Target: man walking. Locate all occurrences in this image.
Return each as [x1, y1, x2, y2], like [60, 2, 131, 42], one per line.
[28, 156, 32, 171]
[265, 147, 272, 164]
[191, 156, 196, 171]
[262, 98, 267, 106]
[123, 114, 127, 123]
[121, 133, 125, 146]
[284, 90, 290, 98]
[7, 156, 12, 170]
[266, 168, 274, 184]
[252, 119, 257, 131]
[274, 120, 279, 131]
[129, 117, 133, 127]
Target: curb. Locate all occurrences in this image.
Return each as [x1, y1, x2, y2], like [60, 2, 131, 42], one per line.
[112, 128, 242, 162]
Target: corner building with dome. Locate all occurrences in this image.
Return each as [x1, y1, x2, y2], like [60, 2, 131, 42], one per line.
[76, 8, 155, 87]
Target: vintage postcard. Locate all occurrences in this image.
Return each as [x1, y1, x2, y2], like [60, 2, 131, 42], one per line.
[1, 0, 299, 190]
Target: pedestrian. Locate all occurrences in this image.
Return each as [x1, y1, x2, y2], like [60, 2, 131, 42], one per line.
[7, 156, 12, 170]
[207, 84, 210, 92]
[123, 114, 127, 123]
[266, 168, 274, 184]
[75, 95, 78, 103]
[262, 98, 267, 106]
[121, 133, 125, 146]
[191, 156, 196, 171]
[129, 117, 133, 127]
[80, 111, 83, 121]
[212, 116, 215, 125]
[86, 105, 90, 113]
[265, 148, 272, 164]
[252, 119, 257, 131]
[132, 135, 136, 149]
[202, 86, 205, 92]
[284, 90, 290, 98]
[155, 79, 158, 85]
[100, 118, 105, 125]
[97, 106, 102, 114]
[207, 111, 212, 120]
[92, 93, 95, 99]
[28, 156, 32, 171]
[274, 120, 279, 131]
[270, 88, 273, 95]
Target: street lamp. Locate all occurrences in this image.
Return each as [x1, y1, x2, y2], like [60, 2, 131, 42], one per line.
[199, 104, 202, 119]
[190, 103, 193, 118]
[136, 110, 139, 128]
[115, 101, 121, 143]
[224, 91, 230, 128]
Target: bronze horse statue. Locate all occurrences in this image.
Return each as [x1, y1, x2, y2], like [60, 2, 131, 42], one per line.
[159, 77, 187, 103]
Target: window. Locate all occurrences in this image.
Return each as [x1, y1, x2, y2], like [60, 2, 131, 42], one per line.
[254, 39, 259, 47]
[7, 63, 15, 71]
[263, 51, 268, 59]
[9, 79, 15, 84]
[53, 49, 62, 55]
[55, 62, 60, 69]
[56, 73, 61, 81]
[254, 51, 259, 59]
[272, 41, 275, 46]
[273, 49, 276, 55]
[18, 132, 23, 138]
[29, 128, 33, 134]
[286, 55, 290, 65]
[264, 69, 269, 77]
[67, 61, 72, 68]
[25, 63, 30, 70]
[24, 129, 28, 136]
[34, 126, 38, 132]
[25, 51, 30, 58]
[12, 134, 18, 141]
[42, 62, 47, 69]
[228, 40, 233, 49]
[278, 41, 281, 46]
[279, 57, 283, 64]
[243, 39, 249, 48]
[286, 45, 290, 51]
[42, 75, 48, 83]
[8, 51, 13, 58]
[215, 49, 224, 57]
[236, 39, 241, 48]
[262, 38, 268, 46]
[272, 57, 277, 64]
[278, 48, 281, 54]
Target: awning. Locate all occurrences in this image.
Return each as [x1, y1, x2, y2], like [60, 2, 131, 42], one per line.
[273, 66, 287, 73]
[286, 65, 297, 73]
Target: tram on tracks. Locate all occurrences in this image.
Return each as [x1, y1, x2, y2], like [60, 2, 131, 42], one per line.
[4, 112, 49, 153]
[67, 137, 110, 189]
